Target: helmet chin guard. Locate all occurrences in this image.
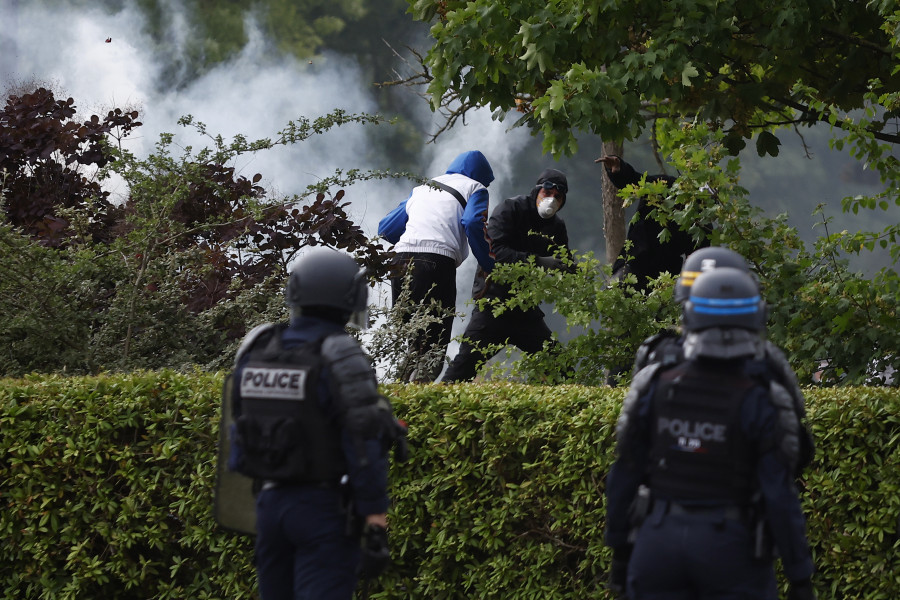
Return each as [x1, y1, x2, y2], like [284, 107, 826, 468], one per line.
[683, 328, 764, 360]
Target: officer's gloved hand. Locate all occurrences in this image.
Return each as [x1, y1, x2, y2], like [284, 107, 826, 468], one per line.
[535, 256, 565, 271]
[391, 418, 409, 462]
[358, 523, 390, 579]
[788, 578, 816, 600]
[607, 546, 631, 597]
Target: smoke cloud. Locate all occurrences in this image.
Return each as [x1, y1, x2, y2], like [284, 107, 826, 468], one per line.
[1, 1, 530, 213]
[1, 0, 537, 367]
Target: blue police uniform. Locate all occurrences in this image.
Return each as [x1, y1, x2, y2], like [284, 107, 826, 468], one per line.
[632, 333, 815, 476]
[605, 356, 815, 599]
[231, 315, 390, 600]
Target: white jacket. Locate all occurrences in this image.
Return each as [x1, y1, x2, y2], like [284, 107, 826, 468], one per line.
[393, 173, 486, 267]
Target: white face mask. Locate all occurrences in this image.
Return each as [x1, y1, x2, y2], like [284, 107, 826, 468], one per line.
[537, 196, 561, 219]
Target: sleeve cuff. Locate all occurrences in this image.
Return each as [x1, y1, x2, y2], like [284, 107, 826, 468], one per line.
[783, 557, 815, 583]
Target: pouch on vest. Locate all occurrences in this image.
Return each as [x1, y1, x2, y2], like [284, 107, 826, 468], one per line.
[649, 360, 756, 503]
[232, 328, 346, 483]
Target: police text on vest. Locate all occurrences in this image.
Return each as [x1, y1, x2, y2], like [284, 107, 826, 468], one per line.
[658, 417, 726, 452]
[241, 368, 308, 400]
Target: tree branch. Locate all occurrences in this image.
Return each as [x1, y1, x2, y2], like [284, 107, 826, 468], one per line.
[771, 95, 900, 145]
[821, 26, 893, 57]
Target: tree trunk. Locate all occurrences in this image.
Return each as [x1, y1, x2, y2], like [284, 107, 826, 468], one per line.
[601, 140, 625, 265]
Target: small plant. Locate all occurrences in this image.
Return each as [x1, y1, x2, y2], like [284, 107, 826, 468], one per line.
[363, 269, 460, 383]
[0, 87, 406, 376]
[470, 245, 679, 386]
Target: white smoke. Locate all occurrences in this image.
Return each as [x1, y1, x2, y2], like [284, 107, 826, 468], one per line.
[1, 0, 534, 373]
[1, 3, 154, 114]
[0, 1, 529, 216]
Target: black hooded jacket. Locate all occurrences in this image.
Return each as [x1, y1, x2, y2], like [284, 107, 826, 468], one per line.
[471, 176, 569, 313]
[608, 158, 709, 291]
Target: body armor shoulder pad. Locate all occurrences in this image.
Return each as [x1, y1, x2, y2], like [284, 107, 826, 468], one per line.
[763, 341, 815, 473]
[321, 333, 379, 411]
[234, 323, 282, 369]
[633, 329, 681, 372]
[764, 342, 803, 407]
[616, 363, 663, 454]
[768, 380, 802, 473]
[321, 333, 402, 463]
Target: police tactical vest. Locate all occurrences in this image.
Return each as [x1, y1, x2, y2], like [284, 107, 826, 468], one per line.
[232, 325, 347, 483]
[648, 360, 757, 503]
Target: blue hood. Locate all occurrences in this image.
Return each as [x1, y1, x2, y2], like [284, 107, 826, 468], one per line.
[445, 150, 494, 187]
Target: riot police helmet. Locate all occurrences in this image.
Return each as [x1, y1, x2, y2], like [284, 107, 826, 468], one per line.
[682, 267, 766, 333]
[285, 247, 368, 325]
[675, 246, 750, 303]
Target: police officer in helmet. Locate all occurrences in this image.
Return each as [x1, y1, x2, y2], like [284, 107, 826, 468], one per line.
[632, 246, 814, 475]
[605, 267, 817, 599]
[631, 245, 752, 373]
[228, 247, 406, 600]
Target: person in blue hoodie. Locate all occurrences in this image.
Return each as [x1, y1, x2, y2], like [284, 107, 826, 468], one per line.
[378, 150, 495, 382]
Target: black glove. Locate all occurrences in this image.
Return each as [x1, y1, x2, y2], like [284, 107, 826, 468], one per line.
[788, 578, 817, 600]
[535, 255, 565, 271]
[607, 546, 631, 597]
[391, 418, 409, 462]
[357, 524, 390, 579]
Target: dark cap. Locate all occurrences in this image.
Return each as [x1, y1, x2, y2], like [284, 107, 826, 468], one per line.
[535, 168, 568, 206]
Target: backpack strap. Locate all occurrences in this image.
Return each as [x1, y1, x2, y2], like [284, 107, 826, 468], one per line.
[429, 179, 467, 208]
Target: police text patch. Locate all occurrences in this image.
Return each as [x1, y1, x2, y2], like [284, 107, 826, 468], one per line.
[241, 367, 308, 400]
[658, 417, 726, 452]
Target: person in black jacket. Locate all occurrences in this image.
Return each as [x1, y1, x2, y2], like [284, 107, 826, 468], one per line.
[596, 155, 709, 293]
[442, 168, 571, 383]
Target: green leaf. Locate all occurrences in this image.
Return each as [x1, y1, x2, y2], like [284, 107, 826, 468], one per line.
[755, 131, 782, 157]
[681, 62, 699, 87]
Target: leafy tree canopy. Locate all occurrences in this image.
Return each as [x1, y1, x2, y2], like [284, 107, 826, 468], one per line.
[408, 0, 900, 389]
[411, 0, 900, 157]
[481, 120, 900, 387]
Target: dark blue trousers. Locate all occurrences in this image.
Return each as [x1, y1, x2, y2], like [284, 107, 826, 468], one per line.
[255, 485, 360, 600]
[627, 503, 777, 599]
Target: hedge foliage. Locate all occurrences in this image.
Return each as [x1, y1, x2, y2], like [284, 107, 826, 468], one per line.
[1, 373, 898, 599]
[0, 371, 255, 599]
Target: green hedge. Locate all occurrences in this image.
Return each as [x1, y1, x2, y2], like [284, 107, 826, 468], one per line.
[1, 373, 898, 599]
[0, 371, 255, 599]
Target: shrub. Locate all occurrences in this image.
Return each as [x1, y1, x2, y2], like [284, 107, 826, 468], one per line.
[1, 373, 898, 599]
[0, 371, 255, 599]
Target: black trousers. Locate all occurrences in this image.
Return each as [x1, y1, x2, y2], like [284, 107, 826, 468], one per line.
[390, 252, 457, 382]
[627, 501, 777, 599]
[442, 305, 554, 382]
